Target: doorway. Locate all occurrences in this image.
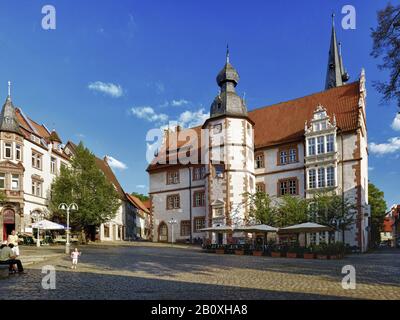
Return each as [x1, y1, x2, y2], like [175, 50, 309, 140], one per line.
[158, 222, 168, 242]
[3, 224, 15, 241]
[217, 233, 223, 245]
[3, 209, 16, 241]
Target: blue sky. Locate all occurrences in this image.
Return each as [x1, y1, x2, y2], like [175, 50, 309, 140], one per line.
[0, 0, 398, 207]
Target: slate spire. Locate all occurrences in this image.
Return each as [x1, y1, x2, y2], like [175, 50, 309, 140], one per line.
[210, 48, 247, 118]
[0, 81, 22, 135]
[325, 14, 349, 90]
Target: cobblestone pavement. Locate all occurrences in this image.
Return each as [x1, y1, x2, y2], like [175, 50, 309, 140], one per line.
[1, 243, 399, 300]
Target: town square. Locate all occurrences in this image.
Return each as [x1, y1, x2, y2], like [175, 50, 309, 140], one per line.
[0, 0, 399, 307]
[1, 243, 400, 300]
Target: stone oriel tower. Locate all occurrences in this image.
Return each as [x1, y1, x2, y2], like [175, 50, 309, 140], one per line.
[202, 49, 255, 243]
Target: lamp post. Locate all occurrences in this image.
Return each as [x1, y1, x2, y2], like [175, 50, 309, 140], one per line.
[58, 203, 78, 254]
[168, 218, 177, 246]
[331, 217, 345, 243]
[32, 211, 44, 247]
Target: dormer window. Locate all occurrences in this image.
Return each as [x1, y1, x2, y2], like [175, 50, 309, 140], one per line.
[315, 111, 327, 119]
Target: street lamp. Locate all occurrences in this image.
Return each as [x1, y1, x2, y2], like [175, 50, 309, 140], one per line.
[331, 217, 345, 243]
[31, 211, 45, 247]
[168, 218, 177, 245]
[58, 203, 78, 254]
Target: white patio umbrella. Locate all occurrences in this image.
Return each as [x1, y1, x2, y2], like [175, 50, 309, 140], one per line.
[234, 224, 278, 233]
[199, 225, 234, 232]
[278, 222, 332, 247]
[278, 222, 331, 234]
[32, 219, 65, 230]
[234, 225, 278, 248]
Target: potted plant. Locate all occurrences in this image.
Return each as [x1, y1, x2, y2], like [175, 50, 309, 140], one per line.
[270, 244, 281, 257]
[315, 243, 328, 260]
[252, 244, 264, 256]
[303, 246, 315, 259]
[234, 244, 245, 255]
[215, 244, 225, 254]
[328, 242, 345, 259]
[286, 246, 299, 258]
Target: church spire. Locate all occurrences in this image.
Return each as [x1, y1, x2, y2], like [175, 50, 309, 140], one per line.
[325, 14, 349, 90]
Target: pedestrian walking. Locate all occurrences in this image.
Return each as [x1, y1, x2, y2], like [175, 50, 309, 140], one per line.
[70, 248, 81, 270]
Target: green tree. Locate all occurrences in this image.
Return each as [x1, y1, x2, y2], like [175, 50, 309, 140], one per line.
[371, 2, 400, 108]
[244, 192, 277, 226]
[310, 192, 356, 242]
[368, 182, 387, 246]
[131, 192, 149, 202]
[275, 195, 309, 227]
[50, 142, 120, 239]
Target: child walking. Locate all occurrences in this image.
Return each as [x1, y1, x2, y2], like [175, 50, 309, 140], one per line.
[70, 248, 81, 269]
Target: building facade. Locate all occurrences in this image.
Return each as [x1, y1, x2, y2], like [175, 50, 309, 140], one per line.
[64, 143, 136, 242]
[0, 93, 134, 242]
[148, 22, 370, 251]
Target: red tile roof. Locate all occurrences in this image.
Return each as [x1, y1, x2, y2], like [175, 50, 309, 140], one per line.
[126, 193, 150, 214]
[148, 82, 361, 171]
[250, 81, 361, 148]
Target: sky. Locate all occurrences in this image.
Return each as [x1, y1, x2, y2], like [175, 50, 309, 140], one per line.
[0, 0, 398, 208]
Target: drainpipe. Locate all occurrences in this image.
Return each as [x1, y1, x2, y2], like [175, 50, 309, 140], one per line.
[341, 133, 345, 244]
[188, 167, 193, 243]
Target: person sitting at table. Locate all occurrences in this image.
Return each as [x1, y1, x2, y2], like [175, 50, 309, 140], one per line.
[0, 241, 25, 274]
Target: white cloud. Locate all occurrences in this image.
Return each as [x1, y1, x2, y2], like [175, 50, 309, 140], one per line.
[368, 167, 374, 171]
[131, 106, 169, 123]
[369, 137, 400, 155]
[106, 156, 128, 170]
[136, 185, 147, 189]
[178, 108, 209, 127]
[391, 113, 400, 131]
[88, 81, 123, 98]
[171, 99, 189, 107]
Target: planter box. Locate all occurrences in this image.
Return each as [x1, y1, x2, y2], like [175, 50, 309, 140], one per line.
[234, 250, 244, 255]
[316, 255, 328, 260]
[252, 251, 263, 256]
[329, 255, 344, 260]
[286, 252, 297, 258]
[271, 252, 281, 258]
[216, 249, 225, 254]
[303, 253, 315, 259]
